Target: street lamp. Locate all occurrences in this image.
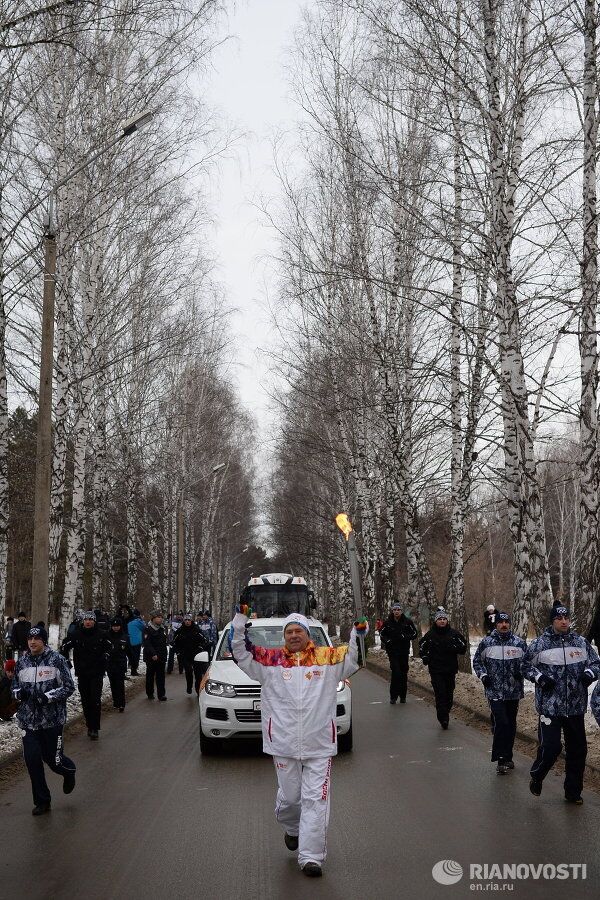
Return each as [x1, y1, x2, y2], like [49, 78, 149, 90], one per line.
[30, 108, 157, 628]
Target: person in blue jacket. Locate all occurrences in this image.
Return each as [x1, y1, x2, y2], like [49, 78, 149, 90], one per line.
[12, 626, 76, 815]
[473, 612, 527, 774]
[127, 609, 145, 675]
[522, 605, 600, 804]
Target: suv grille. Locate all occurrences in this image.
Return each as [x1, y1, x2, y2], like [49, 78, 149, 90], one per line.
[235, 709, 261, 722]
[235, 686, 261, 697]
[206, 707, 228, 721]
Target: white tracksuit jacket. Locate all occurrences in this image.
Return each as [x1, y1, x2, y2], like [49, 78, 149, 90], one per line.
[231, 613, 360, 759]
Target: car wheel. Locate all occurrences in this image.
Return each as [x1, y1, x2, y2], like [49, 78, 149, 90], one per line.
[338, 723, 353, 752]
[200, 725, 221, 755]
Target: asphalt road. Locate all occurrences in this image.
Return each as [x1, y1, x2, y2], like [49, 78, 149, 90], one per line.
[2, 668, 599, 900]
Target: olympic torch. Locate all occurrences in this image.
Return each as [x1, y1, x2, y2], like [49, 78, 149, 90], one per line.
[335, 513, 367, 667]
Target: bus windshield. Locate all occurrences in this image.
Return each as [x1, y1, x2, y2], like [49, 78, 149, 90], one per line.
[246, 584, 310, 618]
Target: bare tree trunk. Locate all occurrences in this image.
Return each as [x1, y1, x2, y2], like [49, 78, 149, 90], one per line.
[576, 0, 600, 635]
[0, 237, 8, 644]
[481, 0, 552, 636]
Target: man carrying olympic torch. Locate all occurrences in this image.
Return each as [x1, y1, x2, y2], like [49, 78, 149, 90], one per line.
[230, 605, 367, 877]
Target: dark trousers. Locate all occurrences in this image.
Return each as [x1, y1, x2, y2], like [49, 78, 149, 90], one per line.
[387, 651, 409, 701]
[128, 644, 141, 674]
[167, 646, 183, 674]
[531, 714, 587, 798]
[429, 672, 456, 725]
[22, 726, 76, 807]
[78, 674, 103, 731]
[146, 658, 166, 699]
[108, 673, 126, 709]
[489, 698, 519, 762]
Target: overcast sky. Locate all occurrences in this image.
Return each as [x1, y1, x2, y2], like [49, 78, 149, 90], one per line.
[204, 0, 310, 423]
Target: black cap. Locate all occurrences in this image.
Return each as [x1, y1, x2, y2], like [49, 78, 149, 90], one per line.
[28, 625, 48, 643]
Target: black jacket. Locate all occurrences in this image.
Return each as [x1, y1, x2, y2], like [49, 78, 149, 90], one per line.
[94, 609, 111, 634]
[105, 630, 128, 677]
[380, 614, 418, 655]
[419, 625, 467, 675]
[62, 624, 112, 678]
[173, 623, 209, 663]
[483, 608, 499, 636]
[143, 624, 168, 662]
[11, 619, 31, 651]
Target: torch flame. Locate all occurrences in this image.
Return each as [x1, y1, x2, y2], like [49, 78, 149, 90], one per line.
[335, 513, 353, 540]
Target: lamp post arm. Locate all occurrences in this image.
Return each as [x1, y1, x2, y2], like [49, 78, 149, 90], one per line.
[10, 131, 127, 240]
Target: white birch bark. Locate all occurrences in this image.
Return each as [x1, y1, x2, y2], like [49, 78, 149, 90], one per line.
[575, 0, 600, 635]
[481, 0, 552, 635]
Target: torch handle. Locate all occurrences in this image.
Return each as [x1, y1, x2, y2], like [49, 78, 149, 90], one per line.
[346, 531, 366, 667]
[347, 532, 363, 619]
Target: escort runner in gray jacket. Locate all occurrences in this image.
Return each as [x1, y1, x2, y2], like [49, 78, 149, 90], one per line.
[473, 612, 527, 773]
[13, 645, 75, 730]
[522, 606, 599, 804]
[12, 626, 77, 815]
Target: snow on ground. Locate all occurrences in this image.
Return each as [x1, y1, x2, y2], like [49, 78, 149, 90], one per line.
[0, 661, 147, 763]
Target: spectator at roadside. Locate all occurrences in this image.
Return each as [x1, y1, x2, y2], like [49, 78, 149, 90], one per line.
[106, 618, 128, 712]
[4, 616, 15, 658]
[199, 610, 218, 660]
[11, 612, 31, 657]
[127, 609, 145, 676]
[93, 605, 110, 635]
[143, 611, 168, 701]
[167, 614, 184, 674]
[0, 659, 18, 720]
[173, 613, 210, 694]
[483, 605, 499, 636]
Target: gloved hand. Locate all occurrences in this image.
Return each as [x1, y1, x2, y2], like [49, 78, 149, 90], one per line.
[14, 684, 32, 701]
[44, 688, 61, 703]
[480, 674, 491, 687]
[537, 674, 555, 690]
[35, 691, 50, 706]
[581, 669, 596, 688]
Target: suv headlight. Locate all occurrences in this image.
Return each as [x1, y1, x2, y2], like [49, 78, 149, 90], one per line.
[205, 681, 236, 698]
[337, 680, 344, 692]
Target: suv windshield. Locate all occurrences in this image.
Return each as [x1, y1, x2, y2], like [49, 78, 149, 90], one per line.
[217, 625, 328, 660]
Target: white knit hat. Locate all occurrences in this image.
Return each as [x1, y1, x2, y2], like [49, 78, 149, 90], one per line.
[282, 613, 311, 635]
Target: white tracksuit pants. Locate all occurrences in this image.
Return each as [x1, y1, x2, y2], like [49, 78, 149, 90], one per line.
[273, 756, 332, 867]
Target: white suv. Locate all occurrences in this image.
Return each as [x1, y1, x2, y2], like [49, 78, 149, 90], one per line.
[197, 618, 353, 754]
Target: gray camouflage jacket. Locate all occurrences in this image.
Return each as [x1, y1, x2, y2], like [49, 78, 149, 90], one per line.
[522, 628, 599, 718]
[473, 631, 527, 700]
[12, 648, 75, 730]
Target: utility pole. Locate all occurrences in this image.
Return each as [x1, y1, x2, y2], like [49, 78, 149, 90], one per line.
[30, 203, 57, 627]
[177, 491, 185, 613]
[212, 546, 219, 621]
[28, 107, 157, 630]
